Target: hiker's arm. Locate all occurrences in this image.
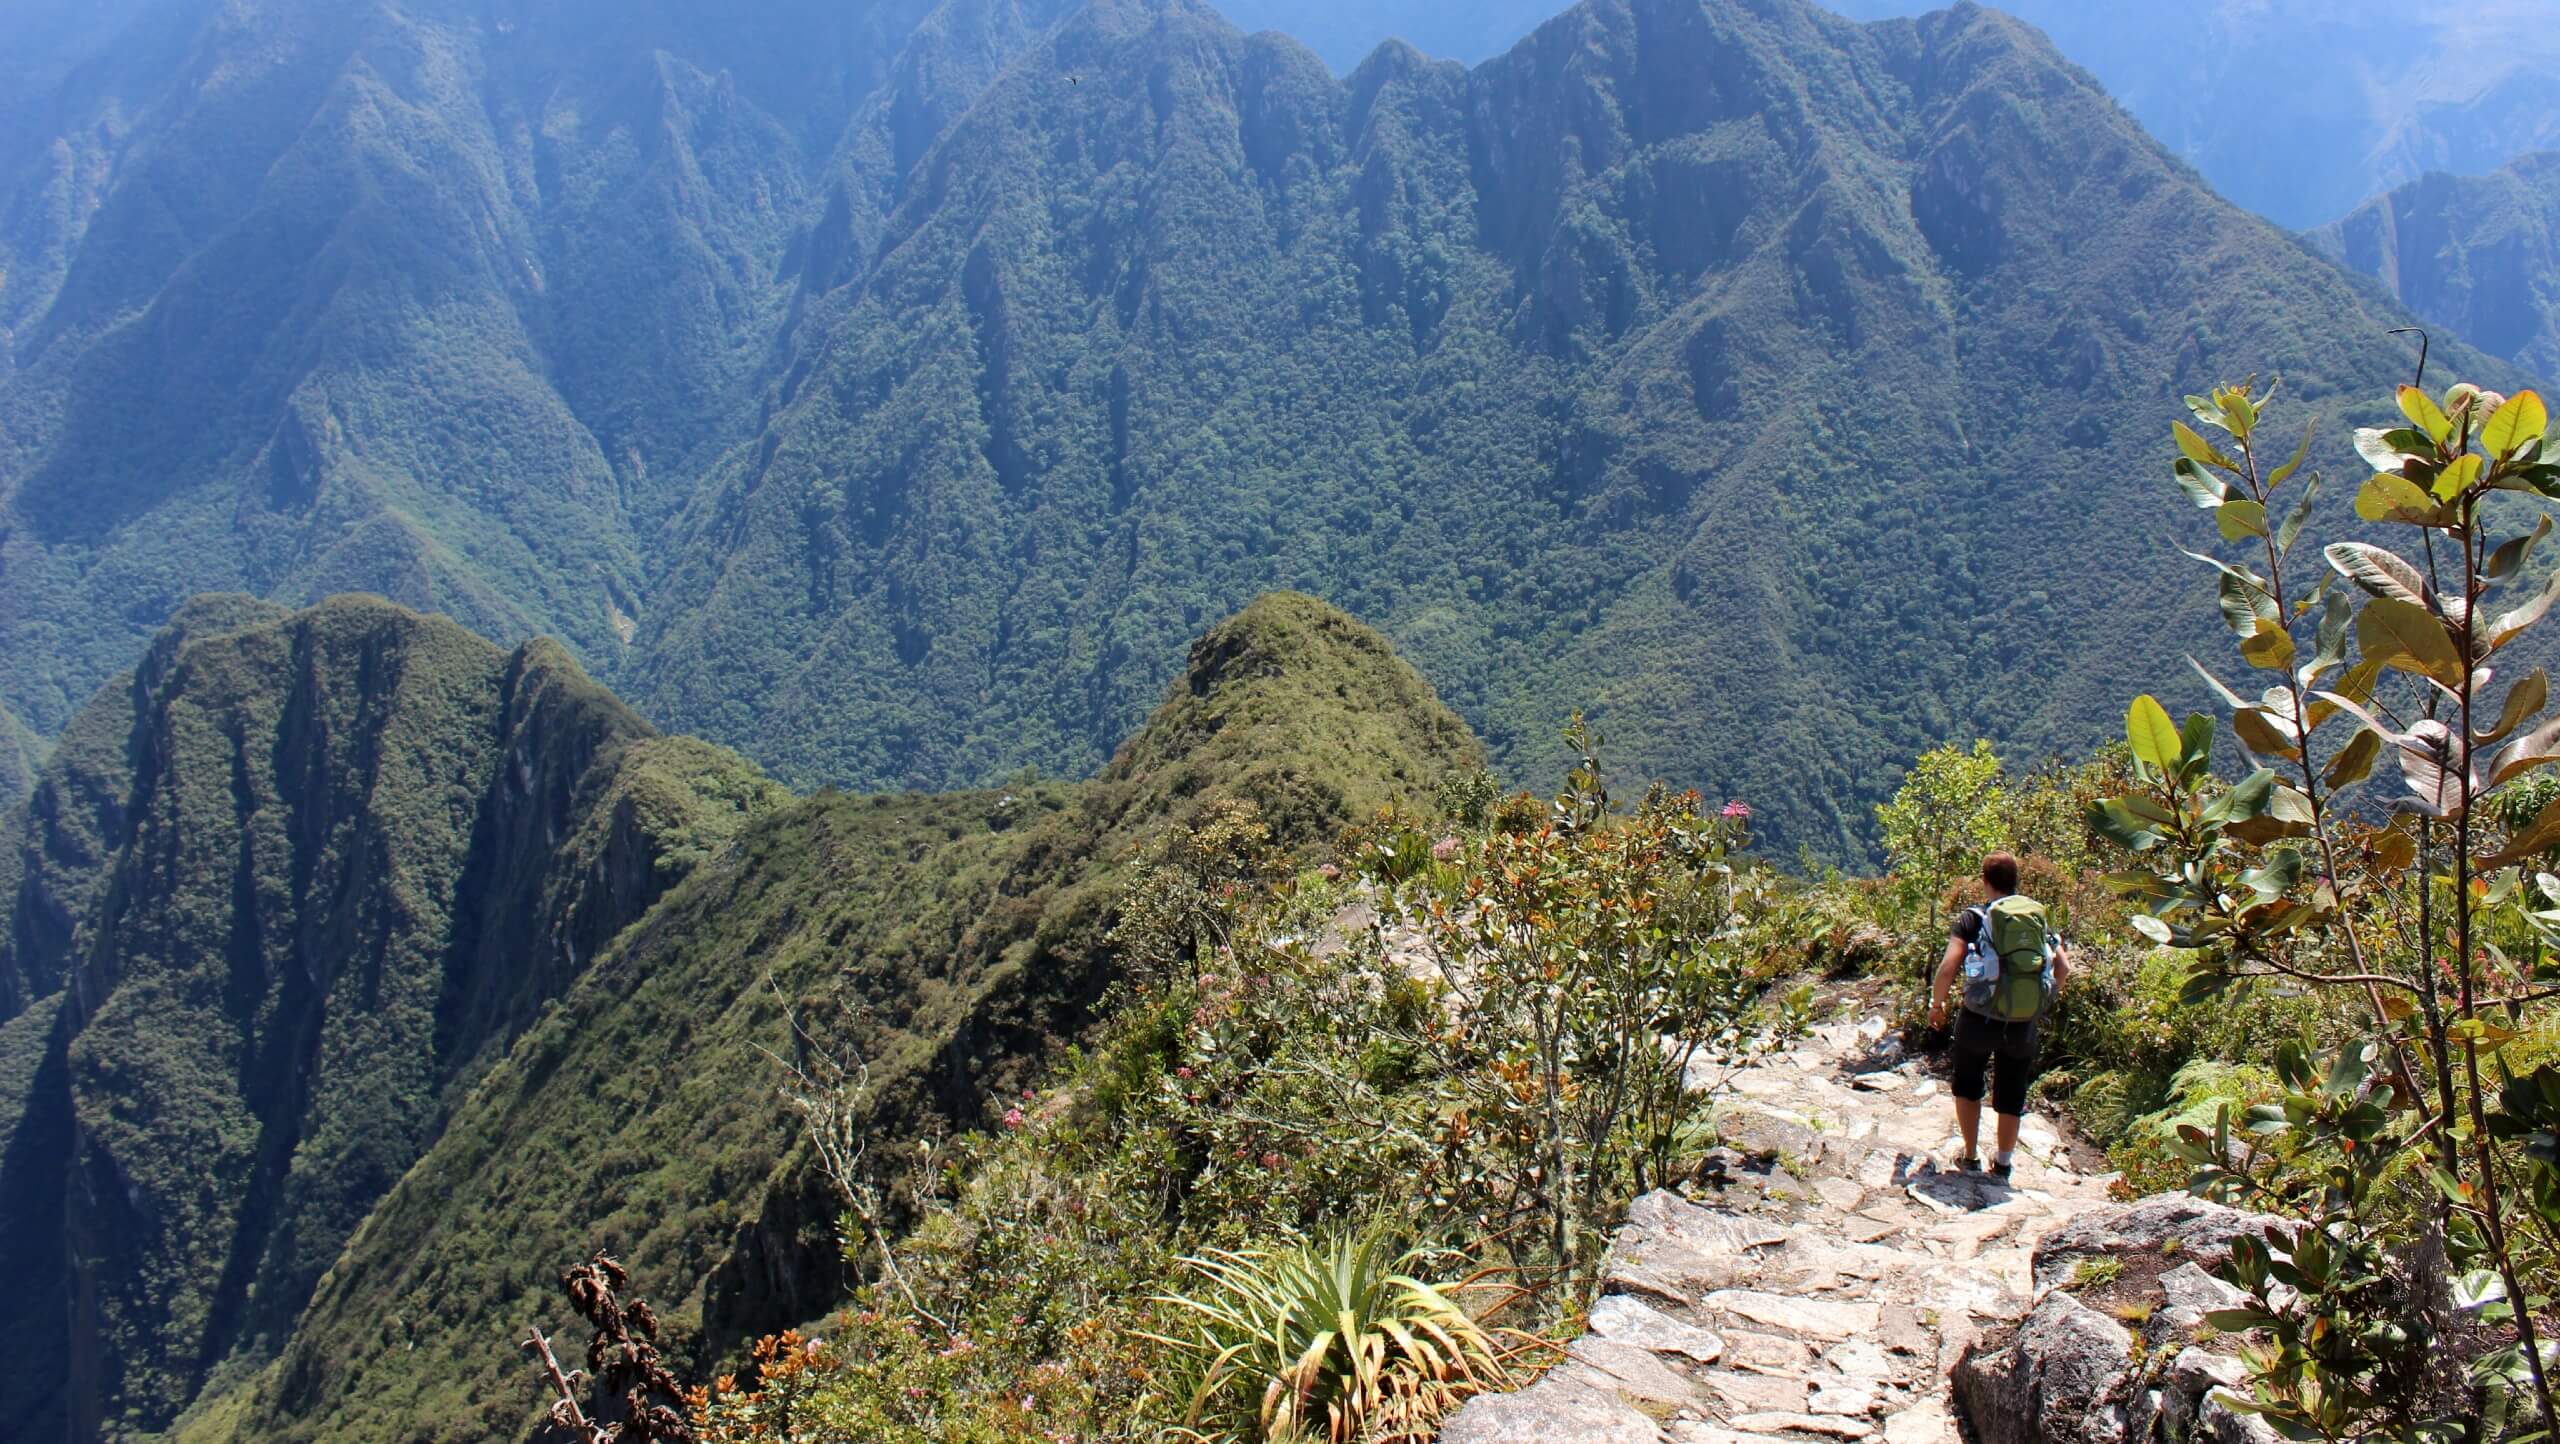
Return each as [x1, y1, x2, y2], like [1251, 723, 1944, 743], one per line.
[1928, 938, 1963, 1028]
[2051, 942, 2071, 999]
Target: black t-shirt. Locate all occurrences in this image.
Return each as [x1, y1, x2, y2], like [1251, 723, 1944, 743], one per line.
[1951, 907, 1985, 944]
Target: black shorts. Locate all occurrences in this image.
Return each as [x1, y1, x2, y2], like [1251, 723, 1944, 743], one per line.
[1949, 1008, 2037, 1116]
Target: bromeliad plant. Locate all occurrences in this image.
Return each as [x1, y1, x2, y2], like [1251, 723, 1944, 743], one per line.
[1143, 1228, 1532, 1444]
[2096, 376, 2560, 1440]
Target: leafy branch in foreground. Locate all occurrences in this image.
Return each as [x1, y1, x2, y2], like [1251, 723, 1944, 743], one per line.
[2098, 375, 2560, 1440]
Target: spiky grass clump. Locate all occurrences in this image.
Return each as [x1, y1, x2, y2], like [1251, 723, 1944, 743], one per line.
[1145, 1230, 1528, 1443]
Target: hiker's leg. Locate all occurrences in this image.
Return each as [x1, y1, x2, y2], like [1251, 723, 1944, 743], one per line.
[1947, 1013, 1990, 1163]
[1989, 1025, 2033, 1170]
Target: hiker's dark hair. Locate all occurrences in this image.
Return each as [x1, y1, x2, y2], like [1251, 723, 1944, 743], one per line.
[1981, 852, 2020, 894]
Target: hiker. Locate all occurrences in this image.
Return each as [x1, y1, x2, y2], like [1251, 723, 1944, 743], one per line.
[1927, 851, 2067, 1180]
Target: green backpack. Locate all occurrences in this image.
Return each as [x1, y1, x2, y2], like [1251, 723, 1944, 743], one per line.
[1961, 895, 2054, 1023]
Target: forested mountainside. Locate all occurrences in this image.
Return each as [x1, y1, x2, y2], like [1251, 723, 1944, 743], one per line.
[0, 0, 1070, 759]
[0, 0, 2512, 856]
[0, 590, 1477, 1443]
[626, 0, 2509, 855]
[1825, 0, 2560, 229]
[0, 595, 782, 1442]
[2312, 152, 2560, 383]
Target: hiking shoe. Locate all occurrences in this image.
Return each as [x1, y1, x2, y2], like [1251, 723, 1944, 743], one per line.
[1989, 1161, 2014, 1181]
[1955, 1154, 1981, 1173]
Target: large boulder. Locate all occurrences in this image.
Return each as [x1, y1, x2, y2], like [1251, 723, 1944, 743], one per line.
[1954, 1196, 2284, 1444]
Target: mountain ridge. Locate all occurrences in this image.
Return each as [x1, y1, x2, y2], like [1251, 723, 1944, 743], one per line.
[0, 0, 2517, 855]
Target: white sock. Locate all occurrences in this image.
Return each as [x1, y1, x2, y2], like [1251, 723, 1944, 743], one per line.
[1993, 1150, 2014, 1168]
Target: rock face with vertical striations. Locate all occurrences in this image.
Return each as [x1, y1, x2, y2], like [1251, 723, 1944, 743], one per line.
[0, 589, 1477, 1443]
[0, 596, 781, 1443]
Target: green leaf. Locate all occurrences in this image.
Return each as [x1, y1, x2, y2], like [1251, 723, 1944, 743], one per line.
[2173, 458, 2230, 509]
[2324, 542, 2430, 606]
[2129, 913, 2172, 944]
[2231, 706, 2298, 758]
[2485, 516, 2553, 580]
[2484, 389, 2548, 457]
[2219, 573, 2278, 639]
[2432, 451, 2484, 502]
[2483, 790, 2560, 868]
[2273, 469, 2320, 556]
[2239, 619, 2294, 670]
[2188, 656, 2248, 709]
[2355, 472, 2440, 525]
[2489, 566, 2560, 649]
[2358, 597, 2466, 686]
[2127, 696, 2181, 770]
[2479, 669, 2548, 746]
[2267, 420, 2313, 490]
[2355, 426, 2414, 472]
[2489, 712, 2560, 788]
[2175, 421, 2236, 471]
[2401, 384, 2454, 444]
[2215, 499, 2269, 541]
[2325, 727, 2382, 788]
[2178, 711, 2216, 776]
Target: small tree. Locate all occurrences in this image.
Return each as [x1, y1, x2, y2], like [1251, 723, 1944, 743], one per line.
[2096, 375, 2560, 1440]
[1400, 721, 1784, 1285]
[1874, 739, 2006, 924]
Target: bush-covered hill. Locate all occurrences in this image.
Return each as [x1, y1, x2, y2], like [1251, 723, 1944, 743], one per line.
[0, 0, 2516, 855]
[2311, 151, 2560, 383]
[0, 590, 1475, 1442]
[0, 596, 782, 1442]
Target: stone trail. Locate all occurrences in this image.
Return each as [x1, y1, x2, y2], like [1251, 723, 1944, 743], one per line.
[1440, 1007, 2123, 1444]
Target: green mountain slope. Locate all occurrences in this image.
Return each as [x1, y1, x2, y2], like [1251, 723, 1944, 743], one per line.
[631, 0, 2509, 855]
[5, 0, 2518, 855]
[2311, 152, 2560, 383]
[0, 0, 1066, 744]
[0, 596, 779, 1442]
[123, 591, 1471, 1444]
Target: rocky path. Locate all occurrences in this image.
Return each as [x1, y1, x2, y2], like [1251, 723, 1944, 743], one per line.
[1441, 1002, 2125, 1443]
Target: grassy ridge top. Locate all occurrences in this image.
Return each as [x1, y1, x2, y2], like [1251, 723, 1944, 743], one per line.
[0, 587, 1473, 1443]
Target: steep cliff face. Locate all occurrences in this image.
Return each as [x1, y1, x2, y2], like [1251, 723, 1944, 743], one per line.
[0, 597, 777, 1442]
[200, 590, 1478, 1444]
[2311, 152, 2560, 383]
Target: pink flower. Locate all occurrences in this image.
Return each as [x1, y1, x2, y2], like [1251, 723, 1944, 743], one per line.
[1002, 1107, 1026, 1130]
[1175, 1065, 1193, 1078]
[1260, 1150, 1284, 1169]
[1721, 800, 1751, 820]
[1432, 837, 1461, 861]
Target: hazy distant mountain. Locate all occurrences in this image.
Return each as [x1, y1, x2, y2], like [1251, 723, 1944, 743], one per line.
[0, 0, 2512, 859]
[1823, 0, 2560, 228]
[2312, 152, 2560, 383]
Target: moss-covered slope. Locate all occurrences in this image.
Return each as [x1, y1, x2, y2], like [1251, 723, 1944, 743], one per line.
[0, 596, 779, 1443]
[194, 590, 1476, 1444]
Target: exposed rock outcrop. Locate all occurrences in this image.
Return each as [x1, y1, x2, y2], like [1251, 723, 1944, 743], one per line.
[1952, 1197, 2287, 1444]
